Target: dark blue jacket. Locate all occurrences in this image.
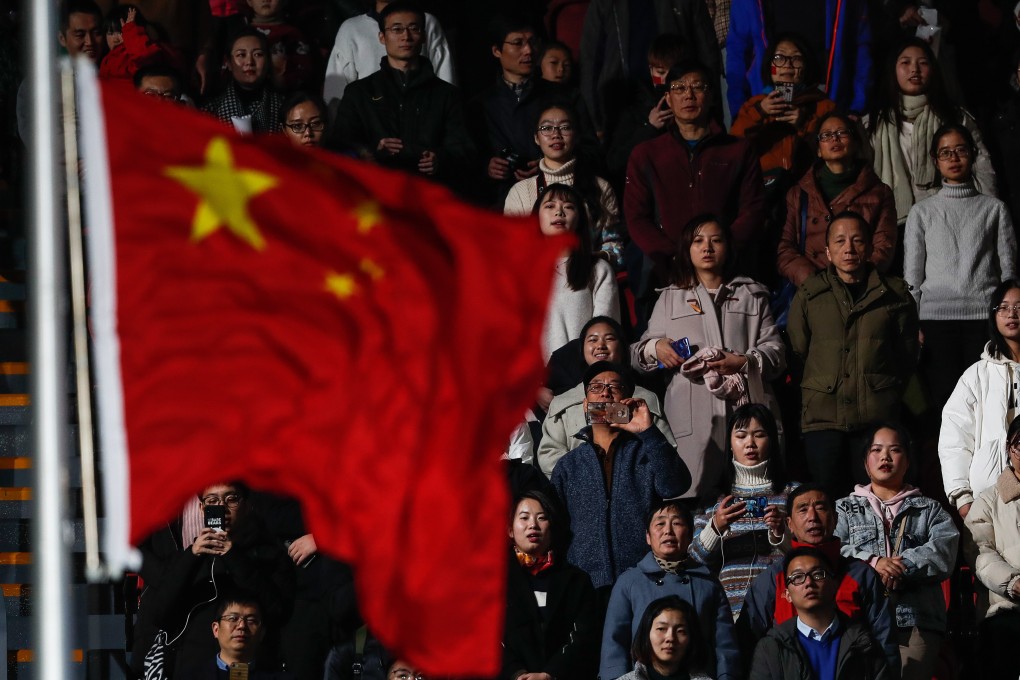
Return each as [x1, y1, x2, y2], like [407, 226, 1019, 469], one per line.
[600, 552, 741, 680]
[551, 427, 690, 588]
[725, 0, 872, 116]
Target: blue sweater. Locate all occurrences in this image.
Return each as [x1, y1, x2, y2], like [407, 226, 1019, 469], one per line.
[551, 427, 690, 588]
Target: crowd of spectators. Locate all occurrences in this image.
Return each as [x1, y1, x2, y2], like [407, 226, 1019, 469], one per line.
[10, 0, 1020, 678]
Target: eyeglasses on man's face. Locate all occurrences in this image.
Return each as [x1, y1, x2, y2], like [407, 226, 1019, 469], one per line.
[785, 567, 832, 587]
[202, 493, 243, 508]
[587, 381, 624, 396]
[219, 613, 261, 628]
[667, 81, 709, 96]
[385, 24, 422, 36]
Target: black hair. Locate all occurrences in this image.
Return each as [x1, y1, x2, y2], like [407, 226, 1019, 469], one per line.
[103, 4, 143, 34]
[61, 0, 102, 32]
[719, 403, 787, 494]
[578, 316, 629, 364]
[196, 481, 251, 502]
[761, 32, 818, 88]
[928, 123, 976, 184]
[581, 361, 635, 398]
[213, 590, 263, 620]
[376, 2, 425, 33]
[870, 37, 956, 130]
[630, 596, 708, 672]
[644, 497, 694, 532]
[279, 90, 328, 125]
[859, 421, 913, 471]
[812, 110, 862, 157]
[785, 483, 834, 517]
[132, 63, 183, 92]
[510, 490, 564, 552]
[665, 59, 714, 88]
[535, 40, 573, 80]
[532, 183, 595, 292]
[487, 12, 535, 51]
[988, 279, 1020, 360]
[824, 209, 873, 244]
[225, 26, 271, 61]
[1007, 414, 1020, 456]
[648, 33, 687, 69]
[783, 545, 835, 576]
[669, 213, 735, 289]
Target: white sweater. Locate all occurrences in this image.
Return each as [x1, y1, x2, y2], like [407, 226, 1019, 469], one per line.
[542, 257, 619, 363]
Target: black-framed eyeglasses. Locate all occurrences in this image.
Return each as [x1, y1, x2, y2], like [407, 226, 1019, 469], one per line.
[219, 614, 261, 627]
[587, 381, 624, 395]
[817, 129, 851, 142]
[771, 53, 805, 68]
[668, 82, 709, 95]
[785, 568, 831, 587]
[202, 494, 243, 508]
[385, 24, 422, 36]
[993, 303, 1020, 316]
[284, 120, 326, 134]
[935, 146, 973, 161]
[141, 89, 180, 101]
[537, 123, 574, 137]
[503, 37, 539, 49]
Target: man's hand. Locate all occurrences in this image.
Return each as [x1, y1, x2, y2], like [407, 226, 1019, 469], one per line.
[191, 528, 231, 556]
[288, 534, 318, 566]
[613, 398, 652, 434]
[418, 150, 437, 175]
[487, 156, 511, 180]
[705, 350, 747, 375]
[377, 138, 404, 156]
[648, 97, 672, 129]
[514, 159, 540, 181]
[959, 502, 972, 519]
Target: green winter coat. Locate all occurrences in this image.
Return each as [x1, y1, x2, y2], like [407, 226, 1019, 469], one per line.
[788, 265, 919, 432]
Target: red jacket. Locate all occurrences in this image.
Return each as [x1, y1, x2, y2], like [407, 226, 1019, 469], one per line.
[624, 122, 765, 271]
[99, 23, 184, 81]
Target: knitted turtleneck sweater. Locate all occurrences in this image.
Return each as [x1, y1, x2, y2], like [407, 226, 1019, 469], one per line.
[689, 460, 798, 617]
[904, 180, 1018, 321]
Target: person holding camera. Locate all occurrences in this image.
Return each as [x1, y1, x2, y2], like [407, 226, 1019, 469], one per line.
[550, 361, 691, 595]
[688, 404, 798, 619]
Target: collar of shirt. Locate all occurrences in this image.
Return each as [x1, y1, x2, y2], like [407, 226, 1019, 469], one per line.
[796, 615, 840, 641]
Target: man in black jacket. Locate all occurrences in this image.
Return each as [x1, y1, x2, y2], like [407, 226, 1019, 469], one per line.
[331, 1, 475, 189]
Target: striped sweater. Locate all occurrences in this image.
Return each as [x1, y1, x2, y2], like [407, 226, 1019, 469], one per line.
[688, 460, 798, 618]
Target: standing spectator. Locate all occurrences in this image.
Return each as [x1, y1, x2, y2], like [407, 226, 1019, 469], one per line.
[787, 211, 919, 496]
[688, 404, 797, 618]
[991, 50, 1020, 225]
[632, 215, 784, 500]
[322, 0, 453, 113]
[578, 0, 720, 138]
[246, 0, 316, 91]
[834, 423, 958, 680]
[134, 64, 185, 101]
[904, 123, 1017, 412]
[725, 0, 872, 117]
[601, 500, 741, 680]
[279, 91, 327, 148]
[551, 362, 691, 590]
[331, 2, 474, 186]
[616, 597, 714, 680]
[203, 27, 283, 134]
[99, 5, 183, 81]
[776, 112, 897, 287]
[624, 60, 764, 281]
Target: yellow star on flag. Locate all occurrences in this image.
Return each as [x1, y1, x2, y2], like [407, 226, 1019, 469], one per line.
[325, 271, 358, 299]
[165, 136, 277, 251]
[353, 201, 383, 234]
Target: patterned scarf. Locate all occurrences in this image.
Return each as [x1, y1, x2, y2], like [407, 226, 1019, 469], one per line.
[655, 556, 684, 574]
[204, 81, 283, 134]
[514, 545, 554, 575]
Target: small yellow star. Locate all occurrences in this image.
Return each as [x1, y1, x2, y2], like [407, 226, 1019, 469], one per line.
[325, 271, 357, 299]
[165, 137, 277, 251]
[360, 258, 385, 281]
[353, 201, 382, 234]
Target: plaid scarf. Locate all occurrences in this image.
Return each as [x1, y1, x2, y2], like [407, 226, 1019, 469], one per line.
[204, 81, 283, 134]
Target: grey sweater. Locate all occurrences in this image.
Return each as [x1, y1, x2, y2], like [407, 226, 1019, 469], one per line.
[904, 181, 1018, 320]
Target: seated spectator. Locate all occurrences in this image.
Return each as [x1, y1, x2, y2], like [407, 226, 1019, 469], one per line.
[689, 404, 797, 618]
[504, 103, 624, 268]
[246, 0, 315, 91]
[601, 499, 740, 680]
[132, 482, 294, 680]
[632, 215, 784, 500]
[965, 414, 1020, 679]
[551, 362, 691, 590]
[322, 628, 391, 680]
[776, 112, 896, 287]
[279, 91, 327, 148]
[502, 491, 600, 680]
[323, 0, 453, 114]
[535, 184, 620, 363]
[617, 596, 713, 680]
[176, 593, 291, 678]
[331, 2, 474, 186]
[725, 0, 872, 117]
[100, 5, 183, 81]
[538, 317, 674, 477]
[748, 547, 892, 680]
[537, 40, 573, 85]
[737, 484, 898, 669]
[834, 422, 958, 680]
[624, 60, 764, 281]
[134, 63, 185, 102]
[203, 27, 283, 134]
[787, 211, 918, 496]
[730, 33, 836, 199]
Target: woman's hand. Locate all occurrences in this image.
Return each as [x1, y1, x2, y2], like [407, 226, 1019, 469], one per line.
[758, 90, 790, 117]
[648, 97, 672, 129]
[705, 350, 747, 375]
[875, 556, 906, 581]
[288, 534, 318, 566]
[764, 505, 785, 535]
[536, 386, 554, 412]
[655, 338, 684, 369]
[713, 495, 746, 534]
[775, 104, 804, 126]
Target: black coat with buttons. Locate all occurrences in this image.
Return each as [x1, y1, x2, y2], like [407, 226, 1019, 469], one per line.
[787, 264, 919, 432]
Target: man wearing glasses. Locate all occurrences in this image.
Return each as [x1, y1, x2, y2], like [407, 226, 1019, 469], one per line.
[179, 594, 291, 678]
[551, 361, 690, 592]
[748, 546, 891, 679]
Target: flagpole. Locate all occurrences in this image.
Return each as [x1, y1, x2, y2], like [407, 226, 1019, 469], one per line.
[26, 0, 74, 677]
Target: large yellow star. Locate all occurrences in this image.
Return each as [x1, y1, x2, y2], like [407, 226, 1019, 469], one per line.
[353, 201, 382, 234]
[325, 271, 357, 299]
[165, 137, 277, 251]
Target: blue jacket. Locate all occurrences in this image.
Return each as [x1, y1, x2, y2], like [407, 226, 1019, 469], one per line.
[834, 491, 959, 632]
[551, 427, 690, 589]
[725, 0, 872, 116]
[600, 552, 741, 680]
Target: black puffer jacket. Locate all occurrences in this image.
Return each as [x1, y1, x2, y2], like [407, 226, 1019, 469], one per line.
[749, 615, 892, 680]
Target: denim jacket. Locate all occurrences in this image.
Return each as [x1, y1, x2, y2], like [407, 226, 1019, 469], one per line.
[834, 492, 959, 631]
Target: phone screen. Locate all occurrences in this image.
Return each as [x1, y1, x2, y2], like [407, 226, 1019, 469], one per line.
[204, 505, 226, 532]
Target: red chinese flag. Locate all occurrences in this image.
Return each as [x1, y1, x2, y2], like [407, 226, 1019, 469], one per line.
[79, 76, 564, 675]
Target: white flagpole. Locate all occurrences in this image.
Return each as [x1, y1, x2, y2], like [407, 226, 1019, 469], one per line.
[26, 0, 73, 677]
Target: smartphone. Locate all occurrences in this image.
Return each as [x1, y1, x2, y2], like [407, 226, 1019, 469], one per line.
[778, 82, 794, 103]
[728, 496, 769, 518]
[204, 505, 226, 533]
[657, 336, 693, 369]
[586, 402, 632, 425]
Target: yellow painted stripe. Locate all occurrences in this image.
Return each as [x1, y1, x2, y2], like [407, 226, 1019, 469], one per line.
[0, 363, 28, 375]
[0, 458, 30, 470]
[0, 395, 28, 406]
[0, 488, 30, 501]
[1, 584, 23, 597]
[0, 553, 31, 565]
[13, 650, 83, 663]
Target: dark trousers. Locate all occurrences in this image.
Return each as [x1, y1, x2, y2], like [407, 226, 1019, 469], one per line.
[802, 429, 869, 499]
[979, 611, 1020, 679]
[919, 320, 988, 415]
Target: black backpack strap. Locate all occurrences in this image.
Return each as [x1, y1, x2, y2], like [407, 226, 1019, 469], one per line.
[352, 626, 368, 680]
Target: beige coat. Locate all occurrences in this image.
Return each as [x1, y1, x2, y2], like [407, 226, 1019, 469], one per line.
[967, 467, 1020, 619]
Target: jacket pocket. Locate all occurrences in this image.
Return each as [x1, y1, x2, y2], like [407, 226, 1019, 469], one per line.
[666, 376, 693, 438]
[801, 374, 837, 426]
